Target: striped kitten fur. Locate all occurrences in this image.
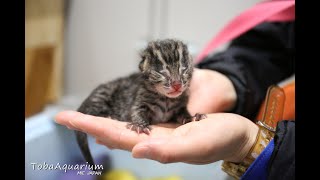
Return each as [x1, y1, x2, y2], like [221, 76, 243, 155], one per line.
[75, 39, 206, 166]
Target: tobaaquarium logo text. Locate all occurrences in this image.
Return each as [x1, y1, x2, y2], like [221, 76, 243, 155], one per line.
[30, 162, 104, 175]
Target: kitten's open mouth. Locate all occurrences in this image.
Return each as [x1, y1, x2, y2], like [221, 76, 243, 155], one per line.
[167, 90, 182, 96]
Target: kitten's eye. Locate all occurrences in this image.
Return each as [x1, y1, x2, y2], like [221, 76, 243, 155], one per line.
[182, 73, 191, 84]
[160, 70, 166, 73]
[150, 70, 162, 77]
[159, 69, 170, 77]
[149, 70, 167, 84]
[179, 66, 186, 73]
[182, 73, 190, 79]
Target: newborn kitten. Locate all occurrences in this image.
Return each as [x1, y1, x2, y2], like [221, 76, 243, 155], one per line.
[75, 39, 206, 166]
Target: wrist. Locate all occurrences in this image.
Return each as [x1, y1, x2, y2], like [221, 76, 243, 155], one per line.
[221, 85, 284, 179]
[226, 119, 259, 163]
[222, 121, 275, 179]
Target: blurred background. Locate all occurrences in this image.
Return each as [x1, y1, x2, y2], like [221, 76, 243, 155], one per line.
[25, 0, 260, 180]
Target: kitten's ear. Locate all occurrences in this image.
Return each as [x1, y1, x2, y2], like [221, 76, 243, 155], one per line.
[139, 57, 149, 72]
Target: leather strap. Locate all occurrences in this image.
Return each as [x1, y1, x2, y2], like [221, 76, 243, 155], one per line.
[258, 85, 285, 130]
[256, 81, 295, 121]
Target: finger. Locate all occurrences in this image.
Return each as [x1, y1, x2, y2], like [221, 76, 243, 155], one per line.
[55, 111, 83, 131]
[96, 139, 116, 149]
[55, 111, 147, 150]
[55, 111, 175, 151]
[132, 137, 198, 164]
[55, 110, 123, 135]
[65, 125, 81, 131]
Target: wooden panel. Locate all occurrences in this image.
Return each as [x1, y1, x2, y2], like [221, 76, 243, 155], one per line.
[25, 0, 64, 115]
[25, 0, 64, 47]
[25, 46, 54, 117]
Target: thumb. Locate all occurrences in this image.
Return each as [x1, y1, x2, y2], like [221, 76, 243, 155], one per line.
[132, 138, 193, 164]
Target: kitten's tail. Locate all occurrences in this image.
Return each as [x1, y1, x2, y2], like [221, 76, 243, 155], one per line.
[75, 130, 95, 166]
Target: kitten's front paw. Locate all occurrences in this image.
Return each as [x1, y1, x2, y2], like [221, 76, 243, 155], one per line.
[177, 116, 192, 125]
[192, 113, 207, 121]
[126, 122, 151, 134]
[177, 113, 207, 124]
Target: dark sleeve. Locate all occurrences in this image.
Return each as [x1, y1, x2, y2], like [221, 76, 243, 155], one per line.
[196, 22, 295, 119]
[267, 120, 295, 180]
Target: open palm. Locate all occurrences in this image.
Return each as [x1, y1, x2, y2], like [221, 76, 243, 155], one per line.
[55, 111, 257, 164]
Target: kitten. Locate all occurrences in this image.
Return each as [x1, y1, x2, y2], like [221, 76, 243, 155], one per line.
[75, 39, 206, 166]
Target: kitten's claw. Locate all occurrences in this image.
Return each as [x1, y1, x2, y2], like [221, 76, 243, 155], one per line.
[126, 122, 151, 134]
[143, 128, 151, 134]
[137, 127, 140, 134]
[192, 113, 207, 121]
[178, 113, 207, 124]
[177, 116, 189, 125]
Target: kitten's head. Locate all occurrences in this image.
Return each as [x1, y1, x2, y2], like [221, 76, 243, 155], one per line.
[139, 39, 193, 98]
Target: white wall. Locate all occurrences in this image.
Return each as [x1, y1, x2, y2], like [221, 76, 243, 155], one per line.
[64, 0, 260, 99]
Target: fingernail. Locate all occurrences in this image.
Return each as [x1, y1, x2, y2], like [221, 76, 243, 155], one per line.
[133, 146, 150, 159]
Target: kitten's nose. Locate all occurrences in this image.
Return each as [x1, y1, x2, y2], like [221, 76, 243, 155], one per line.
[172, 81, 182, 91]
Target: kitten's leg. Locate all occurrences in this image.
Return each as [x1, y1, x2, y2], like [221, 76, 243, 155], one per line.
[174, 107, 206, 124]
[127, 105, 151, 134]
[174, 107, 193, 124]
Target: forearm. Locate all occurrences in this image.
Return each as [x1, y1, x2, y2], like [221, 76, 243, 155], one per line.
[196, 22, 295, 119]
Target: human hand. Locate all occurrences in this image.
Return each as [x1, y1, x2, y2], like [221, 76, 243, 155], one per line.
[188, 68, 237, 114]
[55, 111, 258, 164]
